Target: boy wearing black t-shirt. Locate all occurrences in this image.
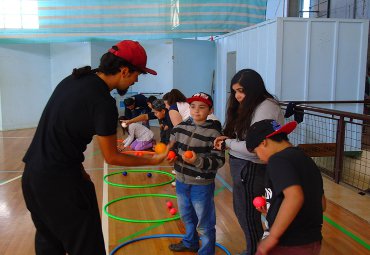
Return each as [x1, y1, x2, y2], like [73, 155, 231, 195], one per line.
[246, 119, 326, 255]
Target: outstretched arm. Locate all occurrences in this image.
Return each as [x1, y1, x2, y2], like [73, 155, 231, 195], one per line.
[122, 114, 149, 125]
[97, 134, 167, 166]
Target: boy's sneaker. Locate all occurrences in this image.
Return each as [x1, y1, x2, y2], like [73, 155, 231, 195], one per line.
[171, 170, 176, 174]
[168, 241, 198, 252]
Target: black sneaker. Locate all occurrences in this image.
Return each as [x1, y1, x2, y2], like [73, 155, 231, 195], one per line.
[168, 241, 198, 252]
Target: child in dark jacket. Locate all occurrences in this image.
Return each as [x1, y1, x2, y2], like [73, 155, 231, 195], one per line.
[151, 99, 173, 144]
[168, 92, 225, 255]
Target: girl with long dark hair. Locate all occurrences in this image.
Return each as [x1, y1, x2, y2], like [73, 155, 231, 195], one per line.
[214, 69, 283, 255]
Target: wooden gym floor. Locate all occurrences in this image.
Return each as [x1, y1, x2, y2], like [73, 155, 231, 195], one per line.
[0, 127, 369, 255]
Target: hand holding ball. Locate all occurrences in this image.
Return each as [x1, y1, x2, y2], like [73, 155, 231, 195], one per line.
[154, 142, 167, 154]
[167, 151, 176, 160]
[253, 196, 266, 208]
[184, 151, 193, 159]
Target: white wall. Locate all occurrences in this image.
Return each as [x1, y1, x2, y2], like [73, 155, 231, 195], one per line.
[214, 19, 278, 123]
[134, 40, 174, 96]
[91, 41, 115, 68]
[0, 39, 213, 130]
[0, 44, 51, 130]
[50, 42, 92, 90]
[266, 0, 287, 19]
[173, 39, 216, 97]
[214, 18, 369, 124]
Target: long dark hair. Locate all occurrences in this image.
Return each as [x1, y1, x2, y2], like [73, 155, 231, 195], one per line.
[223, 69, 275, 139]
[166, 89, 187, 106]
[71, 45, 138, 79]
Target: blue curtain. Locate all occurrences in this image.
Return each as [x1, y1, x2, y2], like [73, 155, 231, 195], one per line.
[0, 0, 267, 43]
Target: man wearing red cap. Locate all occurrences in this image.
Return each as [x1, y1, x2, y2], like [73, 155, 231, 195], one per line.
[22, 40, 166, 255]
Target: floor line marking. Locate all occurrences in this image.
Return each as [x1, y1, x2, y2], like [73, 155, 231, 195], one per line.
[216, 174, 233, 192]
[102, 161, 109, 253]
[85, 149, 101, 159]
[215, 186, 226, 196]
[0, 175, 22, 186]
[323, 215, 370, 250]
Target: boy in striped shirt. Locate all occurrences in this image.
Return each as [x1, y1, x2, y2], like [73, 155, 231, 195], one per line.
[168, 92, 225, 255]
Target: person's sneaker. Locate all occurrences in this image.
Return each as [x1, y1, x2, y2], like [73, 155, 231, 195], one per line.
[171, 170, 176, 174]
[168, 241, 198, 252]
[171, 181, 176, 187]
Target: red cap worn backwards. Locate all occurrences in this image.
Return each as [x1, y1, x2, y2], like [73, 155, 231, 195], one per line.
[109, 40, 157, 75]
[246, 120, 298, 152]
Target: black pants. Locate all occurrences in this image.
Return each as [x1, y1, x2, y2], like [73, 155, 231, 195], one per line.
[22, 167, 106, 255]
[230, 156, 266, 255]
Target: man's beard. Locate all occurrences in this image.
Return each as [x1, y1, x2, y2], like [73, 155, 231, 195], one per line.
[117, 88, 128, 96]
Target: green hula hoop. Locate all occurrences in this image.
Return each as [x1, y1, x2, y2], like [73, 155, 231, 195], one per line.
[104, 169, 175, 188]
[104, 193, 180, 223]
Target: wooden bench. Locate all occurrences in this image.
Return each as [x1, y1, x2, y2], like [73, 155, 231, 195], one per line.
[298, 143, 336, 157]
[298, 143, 362, 158]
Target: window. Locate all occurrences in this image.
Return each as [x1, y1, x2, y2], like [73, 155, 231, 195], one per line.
[0, 0, 39, 29]
[302, 0, 310, 18]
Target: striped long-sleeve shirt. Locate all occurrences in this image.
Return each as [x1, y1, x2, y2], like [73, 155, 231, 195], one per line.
[170, 118, 225, 185]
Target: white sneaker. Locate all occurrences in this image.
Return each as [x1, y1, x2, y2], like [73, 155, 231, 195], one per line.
[171, 170, 176, 174]
[171, 182, 176, 187]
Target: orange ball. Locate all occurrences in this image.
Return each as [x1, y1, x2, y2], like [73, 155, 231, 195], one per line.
[184, 151, 193, 159]
[167, 151, 176, 160]
[154, 142, 167, 154]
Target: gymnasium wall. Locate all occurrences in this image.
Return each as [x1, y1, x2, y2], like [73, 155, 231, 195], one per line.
[214, 17, 369, 124]
[0, 44, 51, 130]
[0, 39, 213, 130]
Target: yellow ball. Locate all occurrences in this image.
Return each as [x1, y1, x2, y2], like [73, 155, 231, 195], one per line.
[154, 142, 167, 154]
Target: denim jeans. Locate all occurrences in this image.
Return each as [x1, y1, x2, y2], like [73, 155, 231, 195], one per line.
[176, 180, 216, 255]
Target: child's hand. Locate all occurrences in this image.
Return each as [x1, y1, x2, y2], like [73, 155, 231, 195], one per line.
[214, 136, 228, 150]
[120, 119, 131, 126]
[150, 143, 171, 165]
[255, 205, 267, 215]
[255, 235, 279, 255]
[163, 125, 169, 131]
[167, 155, 177, 164]
[117, 143, 125, 152]
[182, 151, 196, 164]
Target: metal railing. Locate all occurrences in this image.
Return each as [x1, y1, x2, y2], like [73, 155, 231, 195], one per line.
[280, 101, 370, 193]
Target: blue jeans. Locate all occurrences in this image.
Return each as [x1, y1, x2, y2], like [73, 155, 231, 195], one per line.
[176, 180, 216, 255]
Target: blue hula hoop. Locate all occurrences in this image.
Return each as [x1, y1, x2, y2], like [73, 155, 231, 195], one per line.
[110, 234, 231, 255]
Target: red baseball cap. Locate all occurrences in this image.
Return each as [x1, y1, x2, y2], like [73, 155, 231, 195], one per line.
[187, 92, 213, 107]
[108, 40, 157, 75]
